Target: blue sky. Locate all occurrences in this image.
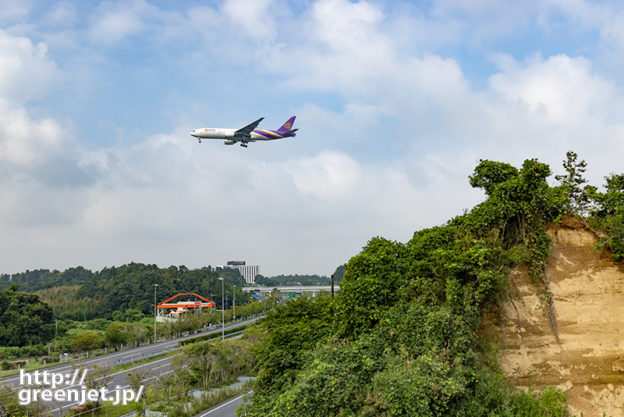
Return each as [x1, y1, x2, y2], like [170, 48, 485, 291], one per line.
[2, 0, 624, 276]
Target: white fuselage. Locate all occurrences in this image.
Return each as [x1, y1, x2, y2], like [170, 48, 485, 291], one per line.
[191, 116, 296, 147]
[191, 128, 236, 139]
[190, 128, 271, 141]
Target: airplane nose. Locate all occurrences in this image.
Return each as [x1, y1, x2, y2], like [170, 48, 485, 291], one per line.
[190, 130, 196, 136]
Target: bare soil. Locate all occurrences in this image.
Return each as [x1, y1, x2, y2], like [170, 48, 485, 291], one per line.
[481, 220, 624, 416]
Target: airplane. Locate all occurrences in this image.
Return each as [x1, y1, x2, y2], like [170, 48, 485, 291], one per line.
[190, 116, 298, 147]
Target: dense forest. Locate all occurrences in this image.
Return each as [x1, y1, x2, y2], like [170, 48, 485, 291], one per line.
[241, 153, 623, 416]
[0, 264, 247, 321]
[0, 263, 348, 323]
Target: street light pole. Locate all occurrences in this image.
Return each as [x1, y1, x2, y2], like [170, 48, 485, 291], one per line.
[233, 285, 236, 321]
[219, 277, 224, 340]
[154, 284, 159, 343]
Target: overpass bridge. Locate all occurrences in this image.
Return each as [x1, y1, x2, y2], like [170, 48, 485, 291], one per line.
[242, 285, 340, 293]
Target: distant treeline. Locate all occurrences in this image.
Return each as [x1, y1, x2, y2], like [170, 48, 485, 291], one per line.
[0, 263, 247, 321]
[255, 264, 345, 287]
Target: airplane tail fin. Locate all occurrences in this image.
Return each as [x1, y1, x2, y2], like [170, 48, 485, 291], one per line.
[275, 116, 296, 135]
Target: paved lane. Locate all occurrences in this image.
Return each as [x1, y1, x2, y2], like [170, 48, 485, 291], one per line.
[2, 317, 262, 415]
[1, 316, 262, 389]
[193, 391, 253, 417]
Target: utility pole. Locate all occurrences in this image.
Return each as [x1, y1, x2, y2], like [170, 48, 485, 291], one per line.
[233, 285, 236, 321]
[331, 274, 334, 299]
[154, 284, 159, 343]
[219, 277, 224, 340]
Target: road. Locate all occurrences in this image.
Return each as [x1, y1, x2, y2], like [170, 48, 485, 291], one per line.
[1, 316, 262, 415]
[0, 316, 261, 390]
[193, 391, 253, 417]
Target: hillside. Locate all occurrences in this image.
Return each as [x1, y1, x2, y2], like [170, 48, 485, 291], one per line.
[481, 218, 624, 416]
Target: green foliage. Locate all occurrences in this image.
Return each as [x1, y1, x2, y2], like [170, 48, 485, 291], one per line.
[587, 173, 624, 261]
[69, 330, 104, 352]
[0, 345, 47, 360]
[509, 388, 568, 417]
[104, 322, 148, 348]
[0, 385, 29, 416]
[242, 157, 569, 417]
[336, 237, 408, 337]
[183, 339, 248, 388]
[371, 355, 466, 416]
[555, 151, 589, 215]
[0, 286, 54, 347]
[469, 160, 519, 196]
[594, 213, 624, 261]
[253, 296, 334, 394]
[332, 264, 346, 283]
[0, 263, 249, 320]
[463, 159, 557, 246]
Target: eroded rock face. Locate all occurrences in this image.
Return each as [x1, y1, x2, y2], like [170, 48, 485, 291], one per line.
[481, 222, 624, 416]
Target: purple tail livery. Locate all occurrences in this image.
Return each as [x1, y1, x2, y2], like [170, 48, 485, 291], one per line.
[276, 116, 296, 135]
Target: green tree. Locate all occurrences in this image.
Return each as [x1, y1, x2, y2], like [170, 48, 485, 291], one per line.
[555, 150, 589, 215]
[84, 364, 113, 409]
[469, 160, 519, 196]
[0, 286, 54, 347]
[336, 237, 408, 337]
[127, 368, 152, 416]
[253, 296, 334, 395]
[0, 385, 28, 416]
[587, 173, 624, 261]
[69, 330, 103, 353]
[332, 264, 346, 283]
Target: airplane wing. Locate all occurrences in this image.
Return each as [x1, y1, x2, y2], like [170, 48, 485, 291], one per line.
[234, 117, 264, 138]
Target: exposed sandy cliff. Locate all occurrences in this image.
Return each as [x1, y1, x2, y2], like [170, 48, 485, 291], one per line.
[481, 218, 624, 416]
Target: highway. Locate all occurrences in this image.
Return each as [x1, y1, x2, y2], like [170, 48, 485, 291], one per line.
[193, 391, 252, 417]
[1, 316, 262, 415]
[242, 285, 340, 293]
[0, 316, 261, 390]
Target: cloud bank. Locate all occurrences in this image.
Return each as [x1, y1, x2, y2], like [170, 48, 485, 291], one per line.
[1, 0, 624, 276]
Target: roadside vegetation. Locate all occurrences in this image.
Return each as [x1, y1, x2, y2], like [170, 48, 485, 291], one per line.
[0, 263, 264, 363]
[0, 296, 272, 375]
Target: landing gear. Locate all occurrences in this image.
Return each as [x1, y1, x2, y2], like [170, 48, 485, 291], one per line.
[240, 142, 248, 148]
[198, 139, 201, 143]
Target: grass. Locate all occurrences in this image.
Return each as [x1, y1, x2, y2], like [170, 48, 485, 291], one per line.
[1, 319, 257, 379]
[67, 378, 256, 417]
[0, 358, 66, 378]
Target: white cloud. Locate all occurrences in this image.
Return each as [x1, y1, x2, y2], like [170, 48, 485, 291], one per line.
[286, 150, 359, 199]
[0, 99, 65, 168]
[312, 0, 384, 51]
[489, 54, 618, 125]
[88, 0, 155, 44]
[221, 0, 277, 42]
[4, 0, 624, 277]
[43, 1, 79, 27]
[0, 29, 57, 104]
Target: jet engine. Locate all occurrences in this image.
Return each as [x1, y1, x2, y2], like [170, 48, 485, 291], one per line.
[224, 140, 236, 145]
